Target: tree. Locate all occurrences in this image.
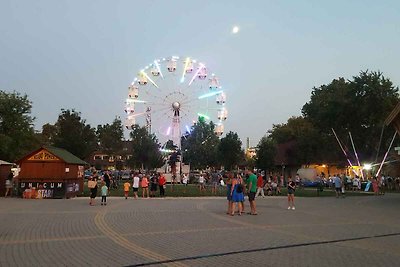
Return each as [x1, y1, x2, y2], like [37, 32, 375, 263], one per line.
[128, 125, 163, 170]
[0, 91, 38, 161]
[52, 109, 97, 159]
[181, 118, 220, 169]
[255, 136, 276, 172]
[97, 117, 124, 154]
[217, 131, 242, 170]
[302, 70, 399, 162]
[268, 116, 327, 164]
[37, 123, 57, 146]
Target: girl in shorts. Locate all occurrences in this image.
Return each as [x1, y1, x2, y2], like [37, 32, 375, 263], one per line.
[287, 176, 296, 210]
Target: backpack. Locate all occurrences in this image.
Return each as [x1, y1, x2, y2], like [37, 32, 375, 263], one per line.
[236, 183, 243, 193]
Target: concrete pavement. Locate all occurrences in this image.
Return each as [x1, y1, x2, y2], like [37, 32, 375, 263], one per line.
[1, 194, 399, 266]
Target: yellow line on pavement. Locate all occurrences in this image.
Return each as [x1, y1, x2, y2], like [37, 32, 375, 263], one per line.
[94, 205, 187, 267]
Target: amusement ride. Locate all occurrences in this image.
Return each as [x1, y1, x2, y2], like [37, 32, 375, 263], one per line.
[125, 56, 228, 149]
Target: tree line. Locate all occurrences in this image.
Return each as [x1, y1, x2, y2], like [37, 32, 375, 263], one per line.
[1, 70, 398, 171]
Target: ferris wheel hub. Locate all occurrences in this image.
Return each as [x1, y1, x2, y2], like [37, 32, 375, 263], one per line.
[172, 101, 181, 111]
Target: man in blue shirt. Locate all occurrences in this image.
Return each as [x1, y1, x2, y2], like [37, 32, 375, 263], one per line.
[333, 175, 342, 198]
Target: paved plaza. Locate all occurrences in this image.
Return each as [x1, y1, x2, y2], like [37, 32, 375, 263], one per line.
[1, 194, 400, 267]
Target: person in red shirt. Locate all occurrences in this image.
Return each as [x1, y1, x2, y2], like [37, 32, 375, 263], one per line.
[158, 173, 166, 197]
[255, 173, 265, 198]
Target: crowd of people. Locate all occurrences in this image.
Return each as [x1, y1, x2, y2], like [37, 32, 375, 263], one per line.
[82, 168, 400, 208]
[224, 170, 297, 215]
[87, 170, 168, 205]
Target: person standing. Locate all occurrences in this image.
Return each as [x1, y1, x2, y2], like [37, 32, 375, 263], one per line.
[101, 182, 108, 206]
[333, 174, 342, 198]
[230, 173, 244, 216]
[141, 175, 149, 198]
[182, 173, 188, 193]
[352, 176, 360, 191]
[123, 180, 131, 199]
[4, 171, 13, 197]
[103, 170, 111, 189]
[225, 173, 233, 215]
[372, 177, 379, 196]
[255, 173, 265, 198]
[287, 176, 296, 210]
[199, 172, 205, 192]
[340, 175, 346, 198]
[159, 174, 166, 197]
[211, 171, 219, 195]
[132, 173, 140, 199]
[295, 174, 300, 188]
[150, 173, 158, 198]
[379, 175, 385, 195]
[246, 170, 258, 215]
[88, 176, 98, 206]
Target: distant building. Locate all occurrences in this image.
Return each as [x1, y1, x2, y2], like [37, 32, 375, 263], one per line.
[245, 147, 256, 158]
[86, 141, 133, 170]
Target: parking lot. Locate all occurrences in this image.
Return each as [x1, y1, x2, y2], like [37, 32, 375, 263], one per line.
[1, 194, 400, 266]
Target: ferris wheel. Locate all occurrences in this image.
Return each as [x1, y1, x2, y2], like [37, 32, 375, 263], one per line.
[125, 56, 227, 148]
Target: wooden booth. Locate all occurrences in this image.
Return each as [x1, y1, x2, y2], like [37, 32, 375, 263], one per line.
[17, 146, 88, 199]
[0, 160, 13, 196]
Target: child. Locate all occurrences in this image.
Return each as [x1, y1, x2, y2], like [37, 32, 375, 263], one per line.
[287, 176, 295, 210]
[101, 182, 108, 206]
[123, 181, 131, 199]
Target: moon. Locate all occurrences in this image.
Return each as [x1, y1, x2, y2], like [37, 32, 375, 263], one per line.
[232, 26, 239, 34]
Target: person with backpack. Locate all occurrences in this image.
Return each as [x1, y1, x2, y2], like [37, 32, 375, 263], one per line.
[230, 173, 244, 216]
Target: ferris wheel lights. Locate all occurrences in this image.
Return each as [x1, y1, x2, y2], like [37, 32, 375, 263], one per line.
[197, 113, 210, 120]
[188, 63, 205, 86]
[140, 71, 159, 88]
[126, 99, 146, 103]
[153, 60, 164, 78]
[180, 57, 191, 83]
[198, 90, 223, 99]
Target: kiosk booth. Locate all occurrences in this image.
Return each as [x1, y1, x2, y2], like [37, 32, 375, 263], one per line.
[17, 146, 88, 199]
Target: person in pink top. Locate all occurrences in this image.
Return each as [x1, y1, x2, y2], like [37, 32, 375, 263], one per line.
[141, 175, 150, 198]
[372, 177, 379, 196]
